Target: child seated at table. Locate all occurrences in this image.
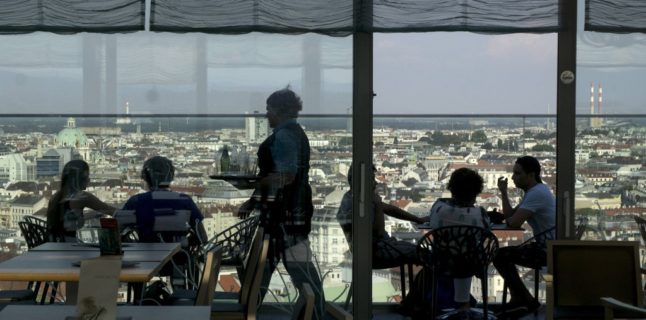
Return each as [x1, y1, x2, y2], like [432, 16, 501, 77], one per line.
[428, 168, 490, 315]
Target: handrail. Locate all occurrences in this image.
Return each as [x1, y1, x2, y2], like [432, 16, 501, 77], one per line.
[1, 113, 645, 118]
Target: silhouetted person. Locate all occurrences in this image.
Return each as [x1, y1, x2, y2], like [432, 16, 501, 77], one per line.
[47, 159, 115, 242]
[428, 167, 490, 315]
[123, 156, 207, 244]
[491, 156, 555, 317]
[336, 165, 427, 267]
[238, 87, 323, 319]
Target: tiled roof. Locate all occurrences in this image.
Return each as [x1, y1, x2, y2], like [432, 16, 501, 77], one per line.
[218, 274, 240, 292]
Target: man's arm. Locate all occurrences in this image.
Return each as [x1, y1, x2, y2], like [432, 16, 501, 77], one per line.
[505, 208, 533, 228]
[381, 203, 426, 224]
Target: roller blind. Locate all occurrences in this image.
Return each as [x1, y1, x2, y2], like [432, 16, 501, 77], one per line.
[0, 0, 144, 34]
[585, 0, 646, 33]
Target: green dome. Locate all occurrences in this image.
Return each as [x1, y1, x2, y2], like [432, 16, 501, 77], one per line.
[56, 118, 88, 148]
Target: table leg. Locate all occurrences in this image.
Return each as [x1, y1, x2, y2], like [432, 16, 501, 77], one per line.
[128, 283, 144, 304]
[65, 282, 78, 305]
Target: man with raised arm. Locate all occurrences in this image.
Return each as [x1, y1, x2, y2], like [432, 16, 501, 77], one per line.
[491, 156, 555, 317]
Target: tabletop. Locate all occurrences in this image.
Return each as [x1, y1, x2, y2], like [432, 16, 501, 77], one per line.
[416, 223, 525, 231]
[32, 242, 180, 252]
[0, 305, 210, 320]
[0, 243, 180, 283]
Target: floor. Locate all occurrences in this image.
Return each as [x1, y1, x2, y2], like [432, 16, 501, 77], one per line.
[258, 303, 547, 319]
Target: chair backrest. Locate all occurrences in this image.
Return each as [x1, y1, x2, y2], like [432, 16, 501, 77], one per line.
[194, 245, 223, 306]
[522, 225, 556, 249]
[634, 216, 646, 245]
[240, 227, 264, 305]
[113, 209, 137, 228]
[548, 240, 643, 313]
[418, 225, 498, 278]
[244, 235, 270, 320]
[204, 215, 259, 264]
[299, 283, 315, 320]
[24, 216, 47, 228]
[19, 220, 49, 249]
[153, 209, 190, 232]
[575, 217, 589, 240]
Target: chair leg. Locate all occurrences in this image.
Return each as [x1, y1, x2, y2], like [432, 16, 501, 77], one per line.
[344, 283, 353, 310]
[236, 265, 245, 283]
[482, 268, 489, 320]
[408, 264, 414, 298]
[534, 268, 540, 315]
[399, 265, 406, 299]
[49, 282, 59, 304]
[502, 281, 507, 307]
[431, 269, 438, 319]
[534, 268, 540, 300]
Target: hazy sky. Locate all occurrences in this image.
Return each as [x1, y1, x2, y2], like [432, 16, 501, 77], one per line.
[0, 2, 645, 115]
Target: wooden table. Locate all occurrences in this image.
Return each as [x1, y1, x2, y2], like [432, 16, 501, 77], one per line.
[0, 242, 181, 304]
[0, 305, 210, 320]
[33, 242, 180, 252]
[416, 223, 524, 231]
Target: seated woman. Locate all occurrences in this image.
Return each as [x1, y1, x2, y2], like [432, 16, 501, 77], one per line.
[122, 156, 207, 244]
[428, 167, 490, 315]
[47, 159, 115, 242]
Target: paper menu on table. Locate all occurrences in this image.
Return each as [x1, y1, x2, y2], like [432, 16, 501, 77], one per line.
[76, 256, 122, 320]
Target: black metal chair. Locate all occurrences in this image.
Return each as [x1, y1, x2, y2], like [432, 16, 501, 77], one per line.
[634, 216, 646, 245]
[19, 218, 48, 249]
[501, 226, 556, 310]
[202, 215, 260, 281]
[418, 226, 499, 319]
[17, 218, 59, 305]
[342, 239, 414, 310]
[575, 217, 589, 241]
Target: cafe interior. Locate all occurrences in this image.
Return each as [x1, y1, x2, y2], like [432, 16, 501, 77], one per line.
[0, 0, 645, 319]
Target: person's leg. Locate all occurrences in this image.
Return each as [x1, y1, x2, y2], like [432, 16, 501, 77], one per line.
[259, 236, 279, 303]
[373, 237, 419, 267]
[282, 236, 326, 320]
[492, 246, 535, 305]
[453, 278, 472, 311]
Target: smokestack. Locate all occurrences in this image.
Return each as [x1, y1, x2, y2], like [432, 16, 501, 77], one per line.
[125, 101, 130, 115]
[598, 83, 603, 126]
[590, 82, 595, 115]
[590, 82, 595, 127]
[598, 83, 603, 115]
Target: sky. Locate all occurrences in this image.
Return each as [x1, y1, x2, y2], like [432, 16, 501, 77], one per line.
[0, 4, 645, 116]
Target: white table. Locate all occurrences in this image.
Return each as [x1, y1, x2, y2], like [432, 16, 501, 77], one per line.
[0, 305, 210, 320]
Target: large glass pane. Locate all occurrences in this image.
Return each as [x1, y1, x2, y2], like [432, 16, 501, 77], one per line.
[0, 32, 352, 316]
[374, 33, 557, 306]
[575, 0, 646, 248]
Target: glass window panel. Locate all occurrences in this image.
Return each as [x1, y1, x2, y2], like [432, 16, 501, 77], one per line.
[575, 0, 646, 247]
[374, 32, 557, 304]
[0, 32, 353, 315]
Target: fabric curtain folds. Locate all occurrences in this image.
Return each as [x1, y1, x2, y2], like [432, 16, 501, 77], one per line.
[150, 0, 560, 35]
[0, 0, 561, 35]
[585, 0, 646, 33]
[0, 0, 144, 34]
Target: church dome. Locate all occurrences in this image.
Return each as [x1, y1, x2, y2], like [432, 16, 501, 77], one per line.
[56, 118, 88, 148]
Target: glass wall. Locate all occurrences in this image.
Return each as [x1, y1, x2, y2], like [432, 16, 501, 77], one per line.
[574, 0, 646, 245]
[0, 32, 353, 312]
[373, 32, 557, 303]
